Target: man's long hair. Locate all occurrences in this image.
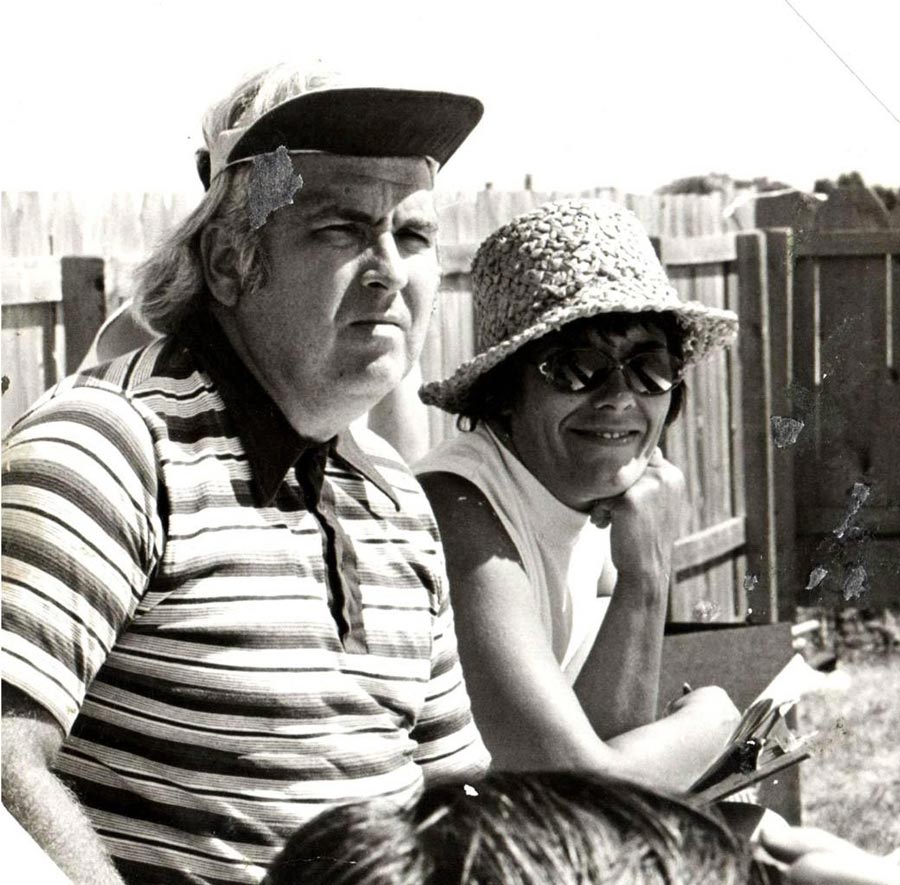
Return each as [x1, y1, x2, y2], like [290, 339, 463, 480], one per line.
[133, 64, 332, 333]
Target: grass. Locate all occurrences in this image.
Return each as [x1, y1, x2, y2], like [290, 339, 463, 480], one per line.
[797, 655, 900, 855]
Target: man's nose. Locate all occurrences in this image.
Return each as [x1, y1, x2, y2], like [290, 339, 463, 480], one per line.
[362, 234, 408, 293]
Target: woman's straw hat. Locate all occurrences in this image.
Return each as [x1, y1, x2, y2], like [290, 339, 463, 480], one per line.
[420, 198, 738, 414]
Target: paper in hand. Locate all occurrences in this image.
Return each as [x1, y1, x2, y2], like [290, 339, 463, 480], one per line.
[689, 654, 824, 803]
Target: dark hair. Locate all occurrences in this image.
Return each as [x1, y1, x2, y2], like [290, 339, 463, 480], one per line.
[263, 772, 772, 885]
[457, 312, 688, 431]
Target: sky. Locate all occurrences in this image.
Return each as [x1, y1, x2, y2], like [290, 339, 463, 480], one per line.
[2, 0, 899, 199]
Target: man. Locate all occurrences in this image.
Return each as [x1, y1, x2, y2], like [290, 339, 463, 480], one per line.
[1, 64, 489, 884]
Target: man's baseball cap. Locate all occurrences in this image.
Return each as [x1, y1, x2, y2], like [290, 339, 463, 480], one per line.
[198, 82, 484, 189]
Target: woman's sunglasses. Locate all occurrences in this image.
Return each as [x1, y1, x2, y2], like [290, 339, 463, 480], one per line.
[535, 347, 684, 396]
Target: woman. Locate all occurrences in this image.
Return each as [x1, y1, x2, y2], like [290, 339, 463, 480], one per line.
[416, 199, 741, 791]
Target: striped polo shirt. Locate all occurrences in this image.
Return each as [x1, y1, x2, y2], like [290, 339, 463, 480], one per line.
[2, 314, 489, 884]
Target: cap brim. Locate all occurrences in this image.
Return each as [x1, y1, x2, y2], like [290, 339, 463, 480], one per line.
[228, 87, 483, 169]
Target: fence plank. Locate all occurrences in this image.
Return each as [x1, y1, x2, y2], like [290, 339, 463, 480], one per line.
[661, 234, 737, 265]
[61, 257, 107, 374]
[440, 243, 477, 275]
[673, 516, 746, 572]
[2, 303, 60, 436]
[765, 230, 798, 620]
[2, 257, 62, 305]
[724, 265, 749, 614]
[736, 232, 779, 623]
[693, 264, 737, 619]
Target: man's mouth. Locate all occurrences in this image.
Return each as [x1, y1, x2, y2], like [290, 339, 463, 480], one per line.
[351, 316, 404, 329]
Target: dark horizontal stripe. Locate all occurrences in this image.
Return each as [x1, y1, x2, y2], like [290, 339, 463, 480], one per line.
[154, 410, 233, 447]
[427, 656, 457, 687]
[129, 379, 215, 402]
[4, 463, 145, 550]
[160, 451, 248, 469]
[4, 434, 149, 515]
[96, 824, 252, 867]
[149, 561, 325, 588]
[70, 713, 407, 780]
[356, 602, 431, 613]
[113, 855, 248, 885]
[62, 742, 409, 804]
[67, 771, 275, 847]
[5, 499, 142, 586]
[357, 536, 411, 545]
[112, 644, 348, 674]
[85, 692, 402, 740]
[2, 514, 142, 617]
[138, 591, 323, 606]
[411, 706, 471, 744]
[413, 734, 481, 766]
[3, 646, 80, 708]
[92, 671, 382, 718]
[166, 522, 320, 542]
[2, 574, 112, 656]
[109, 644, 430, 684]
[120, 626, 346, 652]
[422, 676, 462, 708]
[16, 402, 156, 493]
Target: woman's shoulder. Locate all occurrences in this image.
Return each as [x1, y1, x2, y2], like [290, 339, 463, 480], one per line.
[413, 425, 497, 476]
[418, 470, 524, 570]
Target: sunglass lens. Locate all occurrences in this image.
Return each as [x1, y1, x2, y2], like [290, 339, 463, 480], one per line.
[626, 352, 680, 394]
[542, 351, 615, 392]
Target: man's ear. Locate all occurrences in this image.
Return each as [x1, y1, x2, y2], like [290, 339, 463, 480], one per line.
[200, 224, 241, 307]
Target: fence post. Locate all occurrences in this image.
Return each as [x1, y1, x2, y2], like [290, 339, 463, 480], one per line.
[61, 256, 106, 373]
[736, 232, 779, 623]
[764, 229, 798, 621]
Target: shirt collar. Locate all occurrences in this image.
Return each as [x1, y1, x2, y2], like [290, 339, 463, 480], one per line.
[175, 311, 400, 509]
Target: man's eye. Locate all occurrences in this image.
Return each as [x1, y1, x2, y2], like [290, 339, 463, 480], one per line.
[397, 228, 433, 248]
[315, 224, 359, 242]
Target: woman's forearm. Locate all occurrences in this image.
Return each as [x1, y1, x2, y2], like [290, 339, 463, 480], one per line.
[602, 694, 739, 792]
[573, 568, 669, 739]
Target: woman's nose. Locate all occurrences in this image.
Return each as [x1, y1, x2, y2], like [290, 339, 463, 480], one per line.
[587, 365, 635, 409]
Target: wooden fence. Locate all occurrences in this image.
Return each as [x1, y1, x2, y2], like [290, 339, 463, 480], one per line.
[3, 187, 897, 623]
[1, 187, 748, 437]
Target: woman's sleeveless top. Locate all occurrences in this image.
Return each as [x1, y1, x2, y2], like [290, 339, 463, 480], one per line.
[415, 424, 615, 683]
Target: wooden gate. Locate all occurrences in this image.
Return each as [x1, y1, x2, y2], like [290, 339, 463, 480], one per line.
[790, 230, 900, 610]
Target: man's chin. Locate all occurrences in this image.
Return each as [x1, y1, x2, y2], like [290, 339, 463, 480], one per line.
[348, 358, 408, 402]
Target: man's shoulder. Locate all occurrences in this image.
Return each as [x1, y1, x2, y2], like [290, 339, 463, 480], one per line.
[79, 335, 200, 392]
[5, 337, 211, 441]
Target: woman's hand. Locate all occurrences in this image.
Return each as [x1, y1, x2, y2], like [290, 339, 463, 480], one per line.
[590, 447, 686, 587]
[665, 684, 739, 721]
